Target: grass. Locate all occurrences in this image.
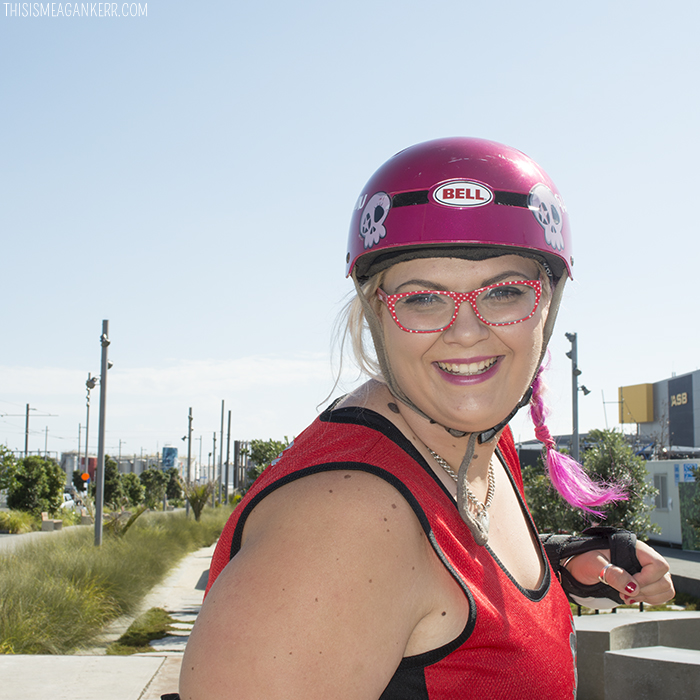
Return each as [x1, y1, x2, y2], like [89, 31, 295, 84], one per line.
[106, 607, 181, 655]
[0, 506, 232, 654]
[0, 510, 37, 534]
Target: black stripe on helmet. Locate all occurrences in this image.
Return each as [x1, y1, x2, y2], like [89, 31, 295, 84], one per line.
[391, 189, 529, 209]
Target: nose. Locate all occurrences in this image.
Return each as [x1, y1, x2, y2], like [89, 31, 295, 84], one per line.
[442, 300, 490, 343]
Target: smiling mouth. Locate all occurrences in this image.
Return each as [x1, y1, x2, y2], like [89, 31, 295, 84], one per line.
[436, 358, 498, 376]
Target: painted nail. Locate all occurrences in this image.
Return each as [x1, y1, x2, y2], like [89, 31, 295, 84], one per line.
[628, 599, 637, 605]
[625, 582, 638, 594]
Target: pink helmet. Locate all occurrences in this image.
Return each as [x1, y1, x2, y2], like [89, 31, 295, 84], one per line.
[346, 137, 572, 283]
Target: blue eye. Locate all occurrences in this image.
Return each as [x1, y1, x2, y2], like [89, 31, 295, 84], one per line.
[404, 293, 439, 304]
[482, 286, 524, 302]
[399, 293, 449, 310]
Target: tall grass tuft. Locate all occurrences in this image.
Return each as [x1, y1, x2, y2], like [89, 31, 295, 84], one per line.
[0, 506, 232, 654]
[0, 510, 37, 534]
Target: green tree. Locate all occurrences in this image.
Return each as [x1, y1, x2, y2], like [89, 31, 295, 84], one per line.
[683, 466, 700, 548]
[523, 429, 659, 537]
[582, 429, 658, 535]
[246, 437, 290, 482]
[103, 456, 123, 508]
[165, 467, 183, 502]
[7, 455, 66, 515]
[0, 446, 17, 491]
[140, 468, 167, 508]
[184, 481, 215, 521]
[522, 459, 582, 533]
[72, 470, 88, 493]
[121, 472, 145, 507]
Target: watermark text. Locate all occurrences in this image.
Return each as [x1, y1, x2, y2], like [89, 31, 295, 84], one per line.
[4, 3, 147, 17]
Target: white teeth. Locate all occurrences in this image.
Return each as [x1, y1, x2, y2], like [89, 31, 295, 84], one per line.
[437, 358, 497, 375]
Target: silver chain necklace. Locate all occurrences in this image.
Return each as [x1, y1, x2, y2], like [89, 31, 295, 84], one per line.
[428, 448, 496, 545]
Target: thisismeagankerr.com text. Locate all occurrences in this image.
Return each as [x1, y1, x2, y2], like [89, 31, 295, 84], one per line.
[3, 3, 147, 17]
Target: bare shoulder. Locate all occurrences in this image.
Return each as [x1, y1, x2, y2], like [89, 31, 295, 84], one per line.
[180, 470, 436, 700]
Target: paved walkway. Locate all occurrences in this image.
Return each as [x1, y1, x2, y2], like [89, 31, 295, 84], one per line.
[0, 534, 214, 700]
[1, 532, 700, 699]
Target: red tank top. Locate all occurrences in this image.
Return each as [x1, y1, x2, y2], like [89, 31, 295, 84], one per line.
[208, 406, 577, 699]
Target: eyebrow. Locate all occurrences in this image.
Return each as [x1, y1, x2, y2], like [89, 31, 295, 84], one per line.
[393, 270, 532, 293]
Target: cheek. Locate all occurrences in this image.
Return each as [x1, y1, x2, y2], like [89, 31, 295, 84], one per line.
[381, 313, 433, 368]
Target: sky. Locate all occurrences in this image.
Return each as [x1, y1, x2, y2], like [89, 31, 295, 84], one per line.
[1, 0, 699, 467]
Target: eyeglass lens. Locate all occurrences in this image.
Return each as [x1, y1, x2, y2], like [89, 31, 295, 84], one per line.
[393, 283, 537, 331]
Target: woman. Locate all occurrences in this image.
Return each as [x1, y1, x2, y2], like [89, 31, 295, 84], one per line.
[176, 138, 674, 699]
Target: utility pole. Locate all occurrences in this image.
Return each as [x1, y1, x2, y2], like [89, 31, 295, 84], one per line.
[94, 320, 110, 547]
[186, 407, 193, 517]
[1, 404, 57, 458]
[85, 373, 98, 475]
[224, 410, 231, 504]
[77, 423, 82, 483]
[233, 440, 240, 491]
[211, 432, 217, 507]
[25, 404, 29, 457]
[218, 400, 225, 503]
[565, 332, 581, 463]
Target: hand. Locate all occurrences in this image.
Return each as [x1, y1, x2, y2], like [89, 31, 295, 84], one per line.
[564, 540, 675, 606]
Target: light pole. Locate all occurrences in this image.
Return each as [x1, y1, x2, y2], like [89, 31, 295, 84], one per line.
[94, 320, 111, 547]
[565, 332, 591, 463]
[185, 408, 193, 517]
[218, 400, 225, 503]
[224, 410, 231, 504]
[85, 373, 98, 476]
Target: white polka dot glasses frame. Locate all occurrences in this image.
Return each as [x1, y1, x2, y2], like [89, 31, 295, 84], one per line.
[377, 280, 542, 334]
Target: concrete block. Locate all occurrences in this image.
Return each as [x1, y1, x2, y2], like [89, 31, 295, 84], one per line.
[575, 611, 700, 700]
[605, 646, 700, 699]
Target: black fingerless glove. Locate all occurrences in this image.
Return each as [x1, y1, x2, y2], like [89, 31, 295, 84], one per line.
[540, 526, 642, 606]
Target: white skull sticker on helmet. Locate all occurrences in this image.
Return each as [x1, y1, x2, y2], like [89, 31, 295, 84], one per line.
[529, 184, 565, 251]
[359, 192, 391, 249]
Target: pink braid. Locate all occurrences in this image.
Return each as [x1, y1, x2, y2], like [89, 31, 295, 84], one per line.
[529, 363, 627, 516]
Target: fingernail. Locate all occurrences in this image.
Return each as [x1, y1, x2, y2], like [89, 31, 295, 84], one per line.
[625, 582, 638, 594]
[628, 599, 637, 605]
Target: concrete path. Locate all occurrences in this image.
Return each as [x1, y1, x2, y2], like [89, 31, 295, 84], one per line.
[0, 540, 214, 700]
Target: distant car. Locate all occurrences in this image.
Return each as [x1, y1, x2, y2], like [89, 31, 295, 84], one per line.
[60, 493, 75, 510]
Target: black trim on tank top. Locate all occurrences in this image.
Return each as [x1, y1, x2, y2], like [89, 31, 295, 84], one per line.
[227, 403, 549, 677]
[320, 404, 457, 503]
[322, 404, 551, 601]
[228, 459, 477, 669]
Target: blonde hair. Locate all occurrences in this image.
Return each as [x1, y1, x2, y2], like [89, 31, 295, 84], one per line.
[337, 272, 384, 380]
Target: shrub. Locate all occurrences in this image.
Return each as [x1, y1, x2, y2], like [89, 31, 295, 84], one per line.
[7, 456, 65, 515]
[121, 472, 145, 507]
[140, 468, 167, 508]
[523, 429, 660, 537]
[0, 446, 16, 491]
[103, 456, 123, 507]
[0, 510, 37, 534]
[184, 481, 215, 522]
[165, 467, 183, 502]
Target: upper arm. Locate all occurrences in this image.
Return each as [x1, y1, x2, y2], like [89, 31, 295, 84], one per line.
[179, 469, 434, 700]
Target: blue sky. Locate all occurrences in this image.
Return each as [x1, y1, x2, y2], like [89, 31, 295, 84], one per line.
[1, 0, 699, 463]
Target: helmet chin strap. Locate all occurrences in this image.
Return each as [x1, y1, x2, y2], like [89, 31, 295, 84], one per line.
[351, 271, 567, 444]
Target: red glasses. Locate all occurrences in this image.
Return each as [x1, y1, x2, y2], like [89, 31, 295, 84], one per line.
[377, 280, 542, 333]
